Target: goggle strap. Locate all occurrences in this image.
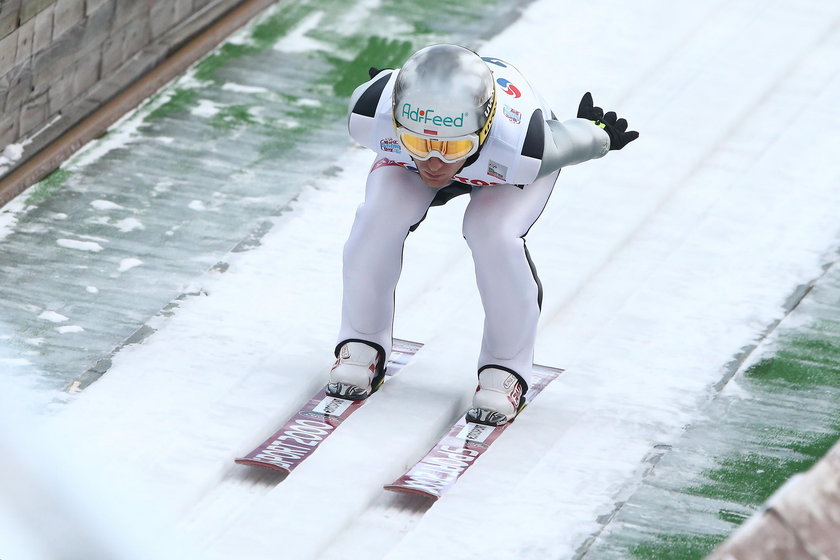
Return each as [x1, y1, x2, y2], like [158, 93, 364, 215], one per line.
[477, 85, 497, 145]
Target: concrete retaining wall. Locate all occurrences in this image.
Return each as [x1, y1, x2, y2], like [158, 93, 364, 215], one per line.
[0, 0, 245, 177]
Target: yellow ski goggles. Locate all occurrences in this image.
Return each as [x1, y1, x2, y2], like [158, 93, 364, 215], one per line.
[396, 127, 480, 162]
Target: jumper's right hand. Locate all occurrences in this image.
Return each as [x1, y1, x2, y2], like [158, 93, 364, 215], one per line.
[577, 92, 639, 151]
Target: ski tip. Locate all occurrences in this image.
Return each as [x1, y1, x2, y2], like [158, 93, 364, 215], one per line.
[383, 484, 441, 501]
[234, 458, 292, 474]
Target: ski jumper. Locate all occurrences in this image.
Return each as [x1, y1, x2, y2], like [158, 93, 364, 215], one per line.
[339, 56, 609, 388]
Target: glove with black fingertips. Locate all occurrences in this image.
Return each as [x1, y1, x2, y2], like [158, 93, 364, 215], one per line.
[577, 92, 639, 151]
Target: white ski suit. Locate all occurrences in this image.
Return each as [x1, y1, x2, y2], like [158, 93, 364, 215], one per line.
[338, 56, 609, 389]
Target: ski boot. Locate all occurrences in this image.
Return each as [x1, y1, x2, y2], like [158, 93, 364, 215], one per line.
[466, 366, 527, 426]
[327, 340, 385, 400]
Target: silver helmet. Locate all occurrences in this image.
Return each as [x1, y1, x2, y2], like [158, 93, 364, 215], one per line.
[393, 44, 496, 140]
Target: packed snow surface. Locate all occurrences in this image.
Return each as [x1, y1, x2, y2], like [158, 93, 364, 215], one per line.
[3, 0, 840, 559]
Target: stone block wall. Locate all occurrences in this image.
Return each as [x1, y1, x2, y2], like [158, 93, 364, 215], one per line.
[0, 0, 245, 178]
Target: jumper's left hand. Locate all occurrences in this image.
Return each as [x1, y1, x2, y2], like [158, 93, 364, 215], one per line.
[577, 92, 639, 151]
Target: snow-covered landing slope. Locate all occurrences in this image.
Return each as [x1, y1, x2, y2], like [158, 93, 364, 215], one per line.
[27, 1, 840, 559]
